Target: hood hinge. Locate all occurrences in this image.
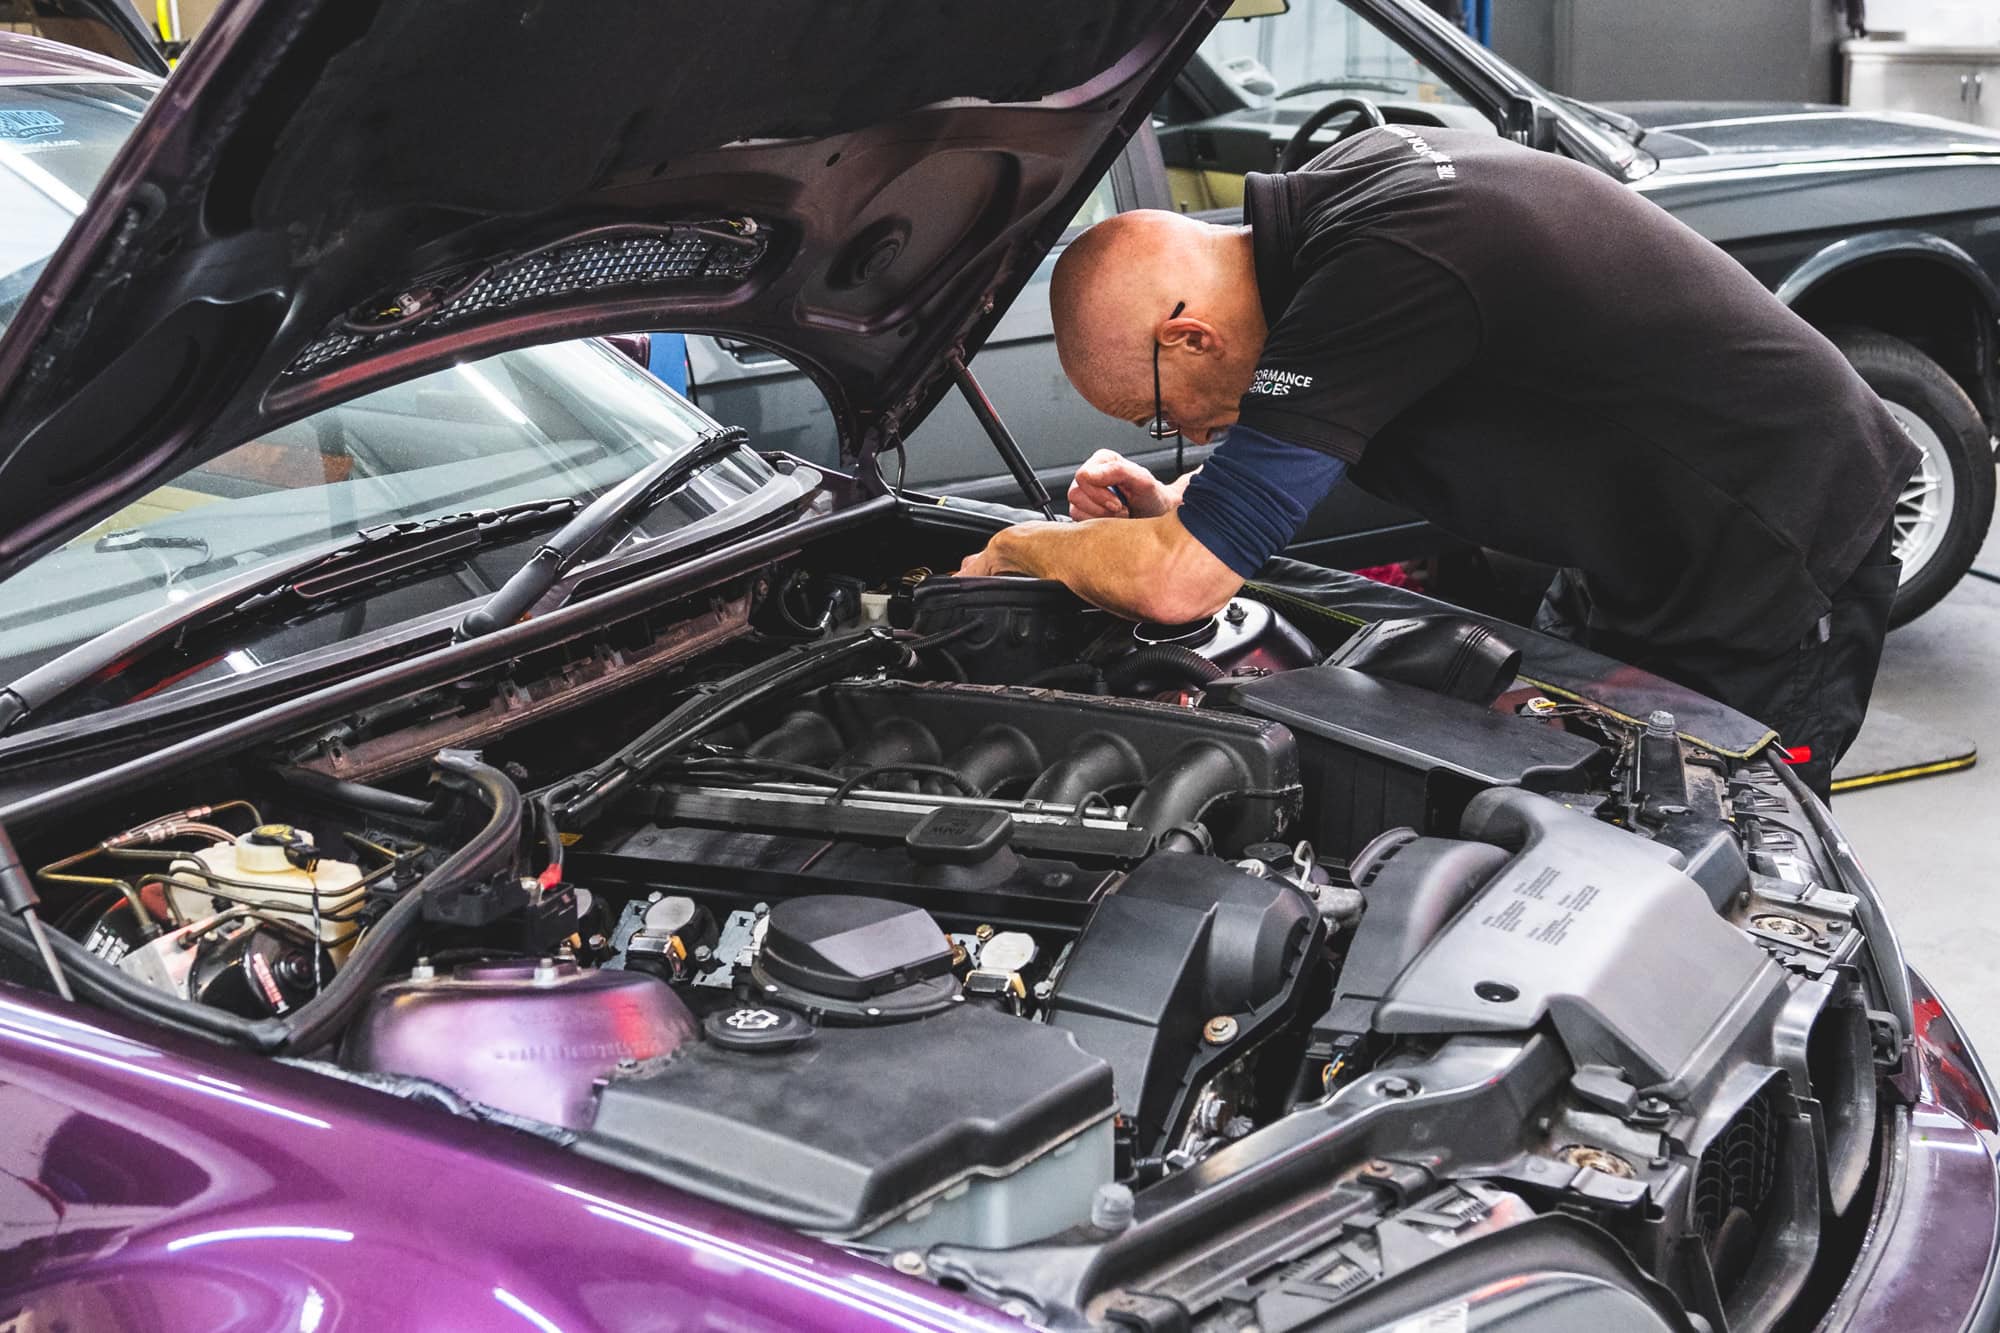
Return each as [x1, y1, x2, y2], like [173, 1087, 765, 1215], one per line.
[852, 416, 903, 499]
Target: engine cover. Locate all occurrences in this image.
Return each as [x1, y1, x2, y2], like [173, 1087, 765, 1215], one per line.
[579, 1003, 1116, 1247]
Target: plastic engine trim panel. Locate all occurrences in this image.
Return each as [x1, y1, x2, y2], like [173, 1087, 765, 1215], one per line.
[1375, 789, 1784, 1084]
[577, 1002, 1116, 1238]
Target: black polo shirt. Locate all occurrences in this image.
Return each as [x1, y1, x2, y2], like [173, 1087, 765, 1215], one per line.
[1235, 126, 1918, 656]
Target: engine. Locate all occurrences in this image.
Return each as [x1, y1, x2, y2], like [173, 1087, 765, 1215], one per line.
[524, 664, 1327, 1249]
[9, 562, 1901, 1330]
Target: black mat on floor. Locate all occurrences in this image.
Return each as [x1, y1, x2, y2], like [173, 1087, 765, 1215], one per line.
[1832, 707, 1977, 793]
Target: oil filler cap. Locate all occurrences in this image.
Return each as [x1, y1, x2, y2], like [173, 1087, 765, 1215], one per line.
[760, 895, 953, 999]
[905, 806, 1011, 865]
[753, 894, 961, 1023]
[705, 1005, 815, 1052]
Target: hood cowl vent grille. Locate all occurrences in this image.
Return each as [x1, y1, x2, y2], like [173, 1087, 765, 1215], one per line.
[287, 219, 769, 377]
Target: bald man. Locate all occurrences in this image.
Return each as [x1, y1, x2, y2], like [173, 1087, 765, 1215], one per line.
[958, 127, 1916, 798]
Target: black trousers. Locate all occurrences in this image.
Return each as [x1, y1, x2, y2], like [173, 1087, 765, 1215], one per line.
[1537, 523, 1900, 802]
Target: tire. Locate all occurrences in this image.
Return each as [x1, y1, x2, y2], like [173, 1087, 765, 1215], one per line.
[1829, 329, 1996, 627]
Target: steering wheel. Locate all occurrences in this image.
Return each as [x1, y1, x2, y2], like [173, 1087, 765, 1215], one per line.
[1277, 97, 1387, 173]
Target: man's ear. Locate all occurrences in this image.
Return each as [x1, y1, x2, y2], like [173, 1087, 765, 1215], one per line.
[1161, 314, 1222, 356]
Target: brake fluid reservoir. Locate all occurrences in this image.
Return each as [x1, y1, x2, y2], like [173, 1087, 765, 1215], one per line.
[166, 825, 367, 958]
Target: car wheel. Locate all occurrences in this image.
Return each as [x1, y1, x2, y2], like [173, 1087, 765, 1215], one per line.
[1830, 329, 1997, 627]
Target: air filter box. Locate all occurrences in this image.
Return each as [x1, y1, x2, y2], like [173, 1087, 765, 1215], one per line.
[1226, 666, 1601, 857]
[579, 1003, 1115, 1248]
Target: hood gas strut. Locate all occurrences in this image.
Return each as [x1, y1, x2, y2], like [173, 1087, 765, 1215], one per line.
[949, 354, 1057, 521]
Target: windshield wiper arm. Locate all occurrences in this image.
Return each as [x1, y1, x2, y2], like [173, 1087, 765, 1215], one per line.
[1554, 93, 1643, 144]
[456, 426, 749, 640]
[0, 497, 581, 736]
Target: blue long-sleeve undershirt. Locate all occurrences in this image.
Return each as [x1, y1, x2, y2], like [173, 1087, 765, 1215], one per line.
[1175, 424, 1349, 577]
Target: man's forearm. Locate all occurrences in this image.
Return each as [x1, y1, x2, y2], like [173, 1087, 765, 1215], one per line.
[980, 514, 1242, 623]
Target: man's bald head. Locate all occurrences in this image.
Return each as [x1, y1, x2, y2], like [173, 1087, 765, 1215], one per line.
[1051, 211, 1204, 412]
[1050, 210, 1266, 442]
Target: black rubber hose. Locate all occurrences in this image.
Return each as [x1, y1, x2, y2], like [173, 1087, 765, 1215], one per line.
[1103, 645, 1224, 695]
[270, 766, 443, 820]
[0, 754, 521, 1054]
[277, 752, 520, 1055]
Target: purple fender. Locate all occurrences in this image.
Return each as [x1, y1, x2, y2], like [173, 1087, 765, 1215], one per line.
[0, 985, 1020, 1331]
[1819, 969, 2000, 1330]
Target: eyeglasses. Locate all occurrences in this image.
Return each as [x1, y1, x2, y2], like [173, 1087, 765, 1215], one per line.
[1145, 300, 1187, 441]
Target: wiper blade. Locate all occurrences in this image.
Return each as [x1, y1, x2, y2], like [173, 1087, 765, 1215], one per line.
[456, 427, 749, 640]
[0, 497, 581, 735]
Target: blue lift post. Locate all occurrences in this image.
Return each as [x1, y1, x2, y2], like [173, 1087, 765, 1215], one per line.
[647, 331, 691, 396]
[1462, 0, 1491, 45]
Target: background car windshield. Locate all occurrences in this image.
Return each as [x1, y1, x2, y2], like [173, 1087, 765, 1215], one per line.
[0, 81, 150, 332]
[1199, 0, 1473, 110]
[0, 339, 765, 686]
[1159, 1, 1491, 216]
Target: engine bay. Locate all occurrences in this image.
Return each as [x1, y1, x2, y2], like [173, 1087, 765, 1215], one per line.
[0, 529, 1906, 1332]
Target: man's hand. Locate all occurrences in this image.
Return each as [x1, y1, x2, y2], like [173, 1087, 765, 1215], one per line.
[955, 521, 1062, 577]
[952, 515, 1242, 624]
[1068, 450, 1187, 519]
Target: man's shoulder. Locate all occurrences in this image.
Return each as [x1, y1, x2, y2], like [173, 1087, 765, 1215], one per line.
[1284, 126, 1593, 217]
[1292, 124, 1534, 182]
[1275, 126, 1491, 249]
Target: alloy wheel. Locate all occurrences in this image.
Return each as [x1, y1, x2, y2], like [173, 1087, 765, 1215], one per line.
[1882, 399, 1957, 586]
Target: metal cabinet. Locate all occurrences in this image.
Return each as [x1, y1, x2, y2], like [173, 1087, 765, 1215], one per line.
[1844, 42, 2000, 128]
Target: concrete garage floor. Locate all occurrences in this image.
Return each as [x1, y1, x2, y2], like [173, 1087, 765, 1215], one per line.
[1835, 513, 2000, 1058]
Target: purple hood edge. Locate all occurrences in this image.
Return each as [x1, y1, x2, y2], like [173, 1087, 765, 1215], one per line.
[0, 984, 1020, 1331]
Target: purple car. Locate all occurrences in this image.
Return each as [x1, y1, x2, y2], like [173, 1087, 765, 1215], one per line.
[0, 6, 1995, 1331]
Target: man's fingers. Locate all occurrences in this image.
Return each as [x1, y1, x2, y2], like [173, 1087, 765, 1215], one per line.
[1067, 481, 1128, 519]
[1078, 456, 1147, 488]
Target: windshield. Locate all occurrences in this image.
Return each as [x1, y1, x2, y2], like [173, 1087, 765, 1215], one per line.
[0, 74, 782, 715]
[1185, 1, 1648, 183]
[0, 339, 777, 693]
[0, 80, 150, 333]
[1199, 0, 1475, 111]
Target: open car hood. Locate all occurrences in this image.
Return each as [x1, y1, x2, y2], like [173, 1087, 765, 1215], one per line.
[0, 0, 1224, 580]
